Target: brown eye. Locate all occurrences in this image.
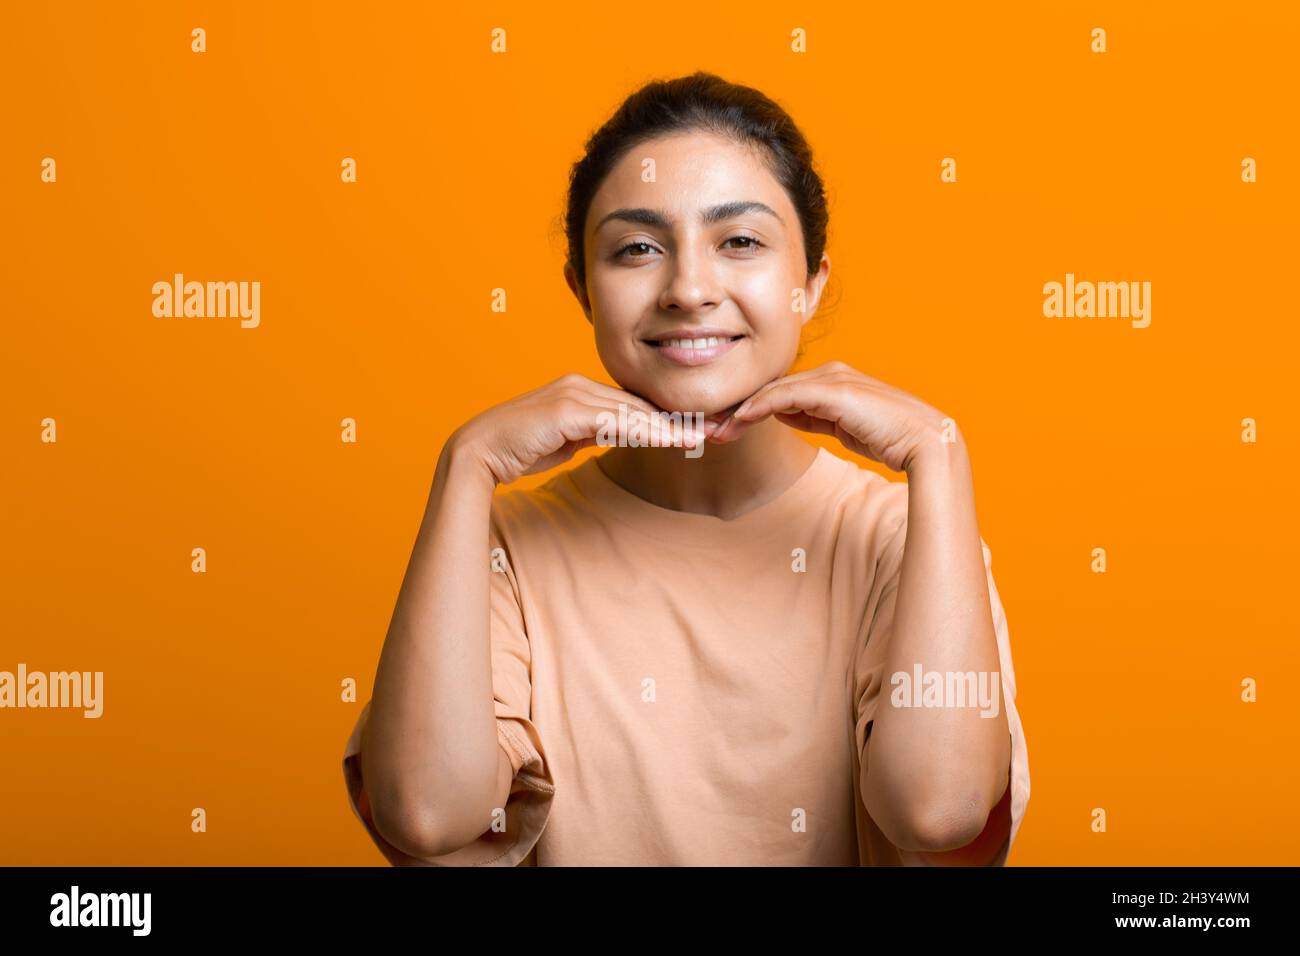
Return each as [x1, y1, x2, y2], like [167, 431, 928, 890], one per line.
[723, 235, 764, 252]
[615, 241, 660, 260]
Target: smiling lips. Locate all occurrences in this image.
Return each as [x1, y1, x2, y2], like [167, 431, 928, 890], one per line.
[643, 334, 745, 366]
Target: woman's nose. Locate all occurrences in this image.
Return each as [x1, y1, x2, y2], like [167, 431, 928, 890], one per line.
[658, 245, 722, 312]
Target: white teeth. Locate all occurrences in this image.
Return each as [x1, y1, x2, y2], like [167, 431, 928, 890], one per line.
[661, 336, 724, 349]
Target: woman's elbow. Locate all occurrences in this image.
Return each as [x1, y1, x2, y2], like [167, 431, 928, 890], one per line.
[369, 792, 487, 860]
[363, 762, 498, 860]
[865, 770, 988, 852]
[894, 791, 991, 853]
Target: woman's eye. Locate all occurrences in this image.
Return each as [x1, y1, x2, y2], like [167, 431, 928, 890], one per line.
[614, 236, 763, 260]
[616, 241, 658, 260]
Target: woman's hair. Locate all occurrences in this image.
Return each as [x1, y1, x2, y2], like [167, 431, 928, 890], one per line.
[562, 71, 836, 349]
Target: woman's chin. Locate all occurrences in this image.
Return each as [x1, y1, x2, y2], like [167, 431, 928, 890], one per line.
[694, 397, 746, 423]
[642, 392, 747, 422]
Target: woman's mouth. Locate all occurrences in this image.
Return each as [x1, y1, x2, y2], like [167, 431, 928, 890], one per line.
[642, 334, 745, 367]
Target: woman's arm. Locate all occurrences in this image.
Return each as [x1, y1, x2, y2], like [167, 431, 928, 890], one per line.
[861, 433, 1012, 853]
[359, 433, 508, 859]
[356, 375, 676, 860]
[690, 360, 1017, 860]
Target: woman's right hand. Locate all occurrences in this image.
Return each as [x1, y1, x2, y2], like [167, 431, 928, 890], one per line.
[450, 373, 715, 486]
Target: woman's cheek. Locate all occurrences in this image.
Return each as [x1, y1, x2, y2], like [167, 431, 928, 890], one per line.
[592, 324, 638, 383]
[734, 277, 804, 353]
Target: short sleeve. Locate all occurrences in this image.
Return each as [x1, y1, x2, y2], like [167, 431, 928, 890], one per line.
[341, 503, 556, 866]
[850, 516, 1030, 866]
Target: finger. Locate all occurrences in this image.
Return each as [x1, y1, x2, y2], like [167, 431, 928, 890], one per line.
[772, 410, 838, 436]
[708, 413, 761, 443]
[547, 374, 662, 419]
[712, 371, 831, 433]
[523, 435, 600, 477]
[732, 362, 848, 408]
[576, 378, 665, 417]
[576, 402, 710, 448]
[711, 381, 841, 443]
[734, 380, 842, 423]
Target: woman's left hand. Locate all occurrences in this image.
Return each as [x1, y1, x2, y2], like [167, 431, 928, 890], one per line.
[708, 360, 960, 473]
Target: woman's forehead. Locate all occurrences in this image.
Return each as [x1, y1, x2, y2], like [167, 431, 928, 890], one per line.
[588, 135, 790, 231]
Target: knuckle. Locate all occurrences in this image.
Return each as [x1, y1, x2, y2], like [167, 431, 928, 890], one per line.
[549, 372, 582, 390]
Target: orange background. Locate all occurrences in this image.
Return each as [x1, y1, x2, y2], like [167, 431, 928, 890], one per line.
[2, 1, 1296, 865]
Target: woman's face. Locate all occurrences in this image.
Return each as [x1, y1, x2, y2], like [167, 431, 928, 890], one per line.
[565, 130, 830, 419]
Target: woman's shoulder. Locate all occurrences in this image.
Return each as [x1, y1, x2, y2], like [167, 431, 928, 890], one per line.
[817, 446, 909, 525]
[487, 456, 598, 537]
[805, 449, 913, 582]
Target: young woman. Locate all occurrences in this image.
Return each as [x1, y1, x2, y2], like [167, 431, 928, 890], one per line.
[343, 71, 1030, 866]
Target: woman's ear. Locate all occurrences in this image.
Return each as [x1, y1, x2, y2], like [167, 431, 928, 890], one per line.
[563, 261, 593, 322]
[800, 253, 832, 328]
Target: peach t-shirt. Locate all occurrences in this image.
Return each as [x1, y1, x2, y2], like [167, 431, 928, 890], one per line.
[342, 444, 1030, 865]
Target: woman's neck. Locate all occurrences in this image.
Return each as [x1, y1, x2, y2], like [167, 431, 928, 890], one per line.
[593, 419, 819, 521]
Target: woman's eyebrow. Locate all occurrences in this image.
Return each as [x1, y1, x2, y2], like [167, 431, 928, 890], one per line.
[595, 200, 781, 231]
